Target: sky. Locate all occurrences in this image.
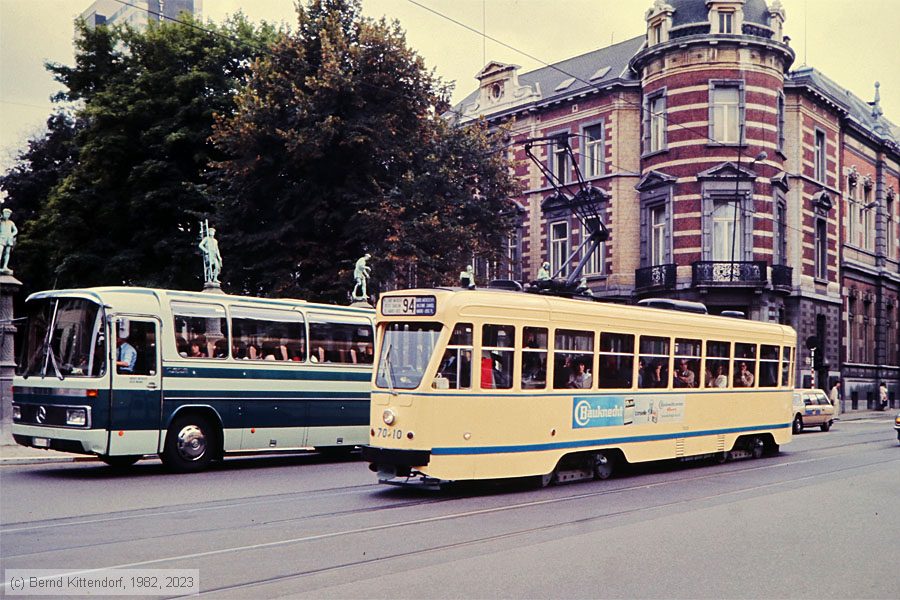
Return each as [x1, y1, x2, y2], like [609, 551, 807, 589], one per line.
[1, 0, 899, 176]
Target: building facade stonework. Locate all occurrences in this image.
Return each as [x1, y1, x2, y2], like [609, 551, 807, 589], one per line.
[452, 0, 899, 408]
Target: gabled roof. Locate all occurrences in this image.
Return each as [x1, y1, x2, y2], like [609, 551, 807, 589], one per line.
[451, 35, 644, 122]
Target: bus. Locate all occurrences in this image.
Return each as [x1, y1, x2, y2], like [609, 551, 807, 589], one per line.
[12, 287, 374, 472]
[362, 287, 796, 486]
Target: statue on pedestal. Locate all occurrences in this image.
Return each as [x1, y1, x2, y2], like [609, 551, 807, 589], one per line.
[0, 209, 18, 275]
[351, 254, 371, 302]
[198, 221, 222, 285]
[459, 265, 475, 289]
[536, 261, 551, 280]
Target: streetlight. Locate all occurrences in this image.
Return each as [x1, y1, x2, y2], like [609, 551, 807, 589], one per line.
[728, 125, 767, 281]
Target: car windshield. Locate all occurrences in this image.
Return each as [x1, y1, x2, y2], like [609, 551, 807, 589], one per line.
[375, 322, 443, 390]
[17, 297, 107, 378]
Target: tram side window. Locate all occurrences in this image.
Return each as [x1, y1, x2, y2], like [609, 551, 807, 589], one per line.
[521, 327, 548, 389]
[554, 329, 594, 389]
[598, 332, 634, 389]
[673, 338, 701, 388]
[171, 302, 228, 359]
[639, 336, 669, 388]
[434, 323, 473, 390]
[481, 324, 515, 390]
[231, 307, 305, 361]
[706, 341, 730, 388]
[733, 342, 757, 387]
[759, 345, 780, 387]
[780, 346, 793, 387]
[309, 314, 374, 364]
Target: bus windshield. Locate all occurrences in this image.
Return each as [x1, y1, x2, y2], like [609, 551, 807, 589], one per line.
[375, 322, 442, 390]
[18, 298, 107, 378]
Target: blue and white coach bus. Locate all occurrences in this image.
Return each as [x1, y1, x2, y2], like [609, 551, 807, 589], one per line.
[12, 287, 374, 472]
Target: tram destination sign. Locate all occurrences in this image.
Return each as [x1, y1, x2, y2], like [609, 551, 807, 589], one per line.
[381, 295, 437, 316]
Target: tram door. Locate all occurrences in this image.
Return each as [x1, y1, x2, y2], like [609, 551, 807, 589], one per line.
[107, 316, 162, 456]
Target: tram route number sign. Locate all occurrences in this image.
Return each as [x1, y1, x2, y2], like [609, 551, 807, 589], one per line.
[381, 295, 436, 316]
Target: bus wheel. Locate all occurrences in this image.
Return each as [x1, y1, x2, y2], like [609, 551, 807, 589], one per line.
[593, 452, 614, 480]
[792, 415, 804, 434]
[100, 455, 140, 469]
[162, 414, 217, 473]
[820, 420, 831, 432]
[748, 437, 765, 459]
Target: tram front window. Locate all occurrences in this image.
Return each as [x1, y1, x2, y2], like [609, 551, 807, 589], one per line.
[376, 322, 442, 390]
[18, 298, 107, 378]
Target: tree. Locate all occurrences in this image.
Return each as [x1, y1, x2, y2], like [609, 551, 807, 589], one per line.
[210, 0, 519, 301]
[19, 15, 277, 291]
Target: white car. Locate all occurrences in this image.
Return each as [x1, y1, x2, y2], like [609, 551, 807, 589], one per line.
[792, 389, 835, 433]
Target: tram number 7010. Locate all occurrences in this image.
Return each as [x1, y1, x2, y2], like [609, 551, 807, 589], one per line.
[375, 427, 403, 439]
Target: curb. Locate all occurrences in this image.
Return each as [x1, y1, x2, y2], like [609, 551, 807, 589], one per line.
[0, 455, 98, 466]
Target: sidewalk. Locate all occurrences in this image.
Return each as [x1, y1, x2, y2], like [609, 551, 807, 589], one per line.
[2, 409, 895, 466]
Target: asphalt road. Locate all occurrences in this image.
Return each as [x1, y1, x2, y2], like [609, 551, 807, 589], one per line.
[2, 419, 897, 599]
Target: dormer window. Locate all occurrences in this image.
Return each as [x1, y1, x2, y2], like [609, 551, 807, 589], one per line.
[650, 23, 662, 45]
[490, 83, 503, 101]
[719, 10, 734, 34]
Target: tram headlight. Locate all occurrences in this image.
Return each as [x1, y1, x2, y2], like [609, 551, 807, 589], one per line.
[382, 409, 396, 426]
[12, 405, 20, 421]
[66, 408, 87, 427]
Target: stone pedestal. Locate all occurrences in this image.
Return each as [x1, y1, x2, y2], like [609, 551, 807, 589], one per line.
[0, 274, 22, 445]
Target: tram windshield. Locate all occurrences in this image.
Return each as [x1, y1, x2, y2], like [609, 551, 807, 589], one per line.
[375, 322, 442, 390]
[17, 298, 107, 378]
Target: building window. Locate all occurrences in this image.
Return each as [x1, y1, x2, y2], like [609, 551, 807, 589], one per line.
[774, 200, 787, 265]
[862, 186, 874, 250]
[550, 220, 569, 277]
[550, 134, 569, 183]
[710, 83, 742, 144]
[815, 217, 827, 280]
[505, 232, 520, 281]
[814, 130, 827, 182]
[719, 10, 734, 34]
[712, 200, 741, 262]
[887, 304, 897, 366]
[582, 216, 603, 275]
[888, 196, 896, 258]
[847, 297, 857, 363]
[650, 22, 662, 45]
[776, 93, 785, 152]
[645, 91, 667, 154]
[650, 205, 668, 266]
[583, 124, 604, 178]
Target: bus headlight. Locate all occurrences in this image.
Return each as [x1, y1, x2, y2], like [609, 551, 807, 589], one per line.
[12, 405, 20, 421]
[66, 408, 87, 427]
[382, 409, 396, 426]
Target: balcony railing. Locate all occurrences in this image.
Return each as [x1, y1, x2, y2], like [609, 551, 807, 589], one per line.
[692, 261, 768, 287]
[771, 264, 793, 291]
[635, 263, 677, 292]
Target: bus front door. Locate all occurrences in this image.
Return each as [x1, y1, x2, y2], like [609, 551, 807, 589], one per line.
[107, 317, 162, 457]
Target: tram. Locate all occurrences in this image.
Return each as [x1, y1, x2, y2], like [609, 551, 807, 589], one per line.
[363, 287, 796, 486]
[12, 287, 374, 472]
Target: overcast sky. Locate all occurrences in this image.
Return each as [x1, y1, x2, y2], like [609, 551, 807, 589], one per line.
[1, 0, 898, 175]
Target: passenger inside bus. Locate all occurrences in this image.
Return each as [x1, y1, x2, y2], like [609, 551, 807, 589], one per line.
[567, 360, 592, 389]
[738, 362, 755, 387]
[674, 358, 697, 388]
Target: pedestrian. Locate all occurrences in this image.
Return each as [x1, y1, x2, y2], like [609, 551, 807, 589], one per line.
[879, 383, 889, 411]
[829, 381, 841, 417]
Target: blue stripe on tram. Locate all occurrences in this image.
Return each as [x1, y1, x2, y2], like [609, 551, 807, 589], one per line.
[431, 423, 792, 456]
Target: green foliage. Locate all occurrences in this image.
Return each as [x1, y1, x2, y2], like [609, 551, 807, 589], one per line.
[9, 15, 277, 292]
[211, 0, 519, 301]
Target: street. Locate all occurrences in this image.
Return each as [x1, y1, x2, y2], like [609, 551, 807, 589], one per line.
[2, 417, 897, 599]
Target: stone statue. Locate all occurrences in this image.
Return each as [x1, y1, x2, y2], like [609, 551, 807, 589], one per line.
[198, 224, 222, 284]
[537, 261, 551, 280]
[0, 208, 18, 274]
[459, 265, 475, 289]
[351, 254, 371, 301]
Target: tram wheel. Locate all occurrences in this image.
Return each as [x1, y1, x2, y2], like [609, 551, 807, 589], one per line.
[792, 415, 804, 434]
[161, 413, 218, 473]
[100, 455, 140, 469]
[748, 437, 765, 459]
[593, 452, 614, 480]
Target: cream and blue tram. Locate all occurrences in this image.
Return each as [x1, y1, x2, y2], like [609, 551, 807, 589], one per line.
[12, 287, 374, 472]
[363, 288, 796, 485]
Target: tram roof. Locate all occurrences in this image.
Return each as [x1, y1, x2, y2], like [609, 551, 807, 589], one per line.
[379, 287, 796, 341]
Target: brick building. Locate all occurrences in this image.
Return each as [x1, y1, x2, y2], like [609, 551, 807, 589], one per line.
[451, 0, 899, 408]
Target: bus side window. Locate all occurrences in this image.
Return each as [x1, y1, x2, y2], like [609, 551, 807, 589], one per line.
[309, 314, 372, 365]
[482, 324, 515, 390]
[598, 332, 634, 389]
[231, 307, 305, 362]
[171, 302, 228, 360]
[521, 327, 548, 390]
[434, 323, 473, 390]
[706, 341, 731, 388]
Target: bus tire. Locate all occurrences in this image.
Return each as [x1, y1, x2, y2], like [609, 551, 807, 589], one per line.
[820, 420, 831, 432]
[100, 455, 140, 469]
[161, 413, 218, 473]
[792, 415, 804, 434]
